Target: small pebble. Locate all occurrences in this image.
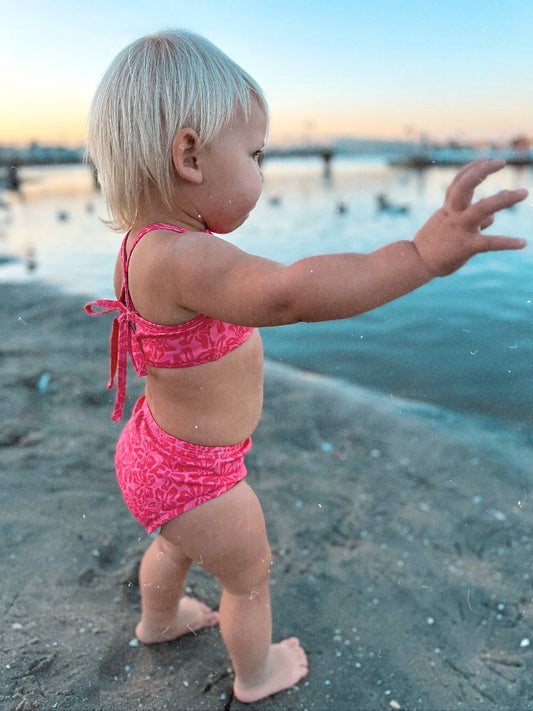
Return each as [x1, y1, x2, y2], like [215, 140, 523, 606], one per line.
[489, 508, 506, 521]
[519, 638, 530, 648]
[37, 372, 51, 392]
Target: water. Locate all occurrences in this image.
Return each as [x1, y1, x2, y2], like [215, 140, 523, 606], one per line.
[1, 159, 532, 446]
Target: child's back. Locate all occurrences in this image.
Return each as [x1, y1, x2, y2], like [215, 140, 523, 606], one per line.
[115, 224, 265, 446]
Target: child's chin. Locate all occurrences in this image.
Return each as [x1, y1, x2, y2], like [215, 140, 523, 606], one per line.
[211, 217, 249, 234]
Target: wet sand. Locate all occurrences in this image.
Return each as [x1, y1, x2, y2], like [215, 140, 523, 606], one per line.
[1, 282, 532, 711]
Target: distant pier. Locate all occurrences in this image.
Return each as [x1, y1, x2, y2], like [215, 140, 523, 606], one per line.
[2, 139, 531, 188]
[262, 146, 335, 176]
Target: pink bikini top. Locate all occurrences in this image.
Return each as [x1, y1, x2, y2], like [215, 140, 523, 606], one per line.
[85, 223, 254, 421]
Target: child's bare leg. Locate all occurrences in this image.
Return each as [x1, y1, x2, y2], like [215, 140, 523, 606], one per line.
[220, 582, 308, 703]
[161, 481, 308, 702]
[135, 533, 219, 644]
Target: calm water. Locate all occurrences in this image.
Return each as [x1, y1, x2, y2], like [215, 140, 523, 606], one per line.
[1, 159, 532, 443]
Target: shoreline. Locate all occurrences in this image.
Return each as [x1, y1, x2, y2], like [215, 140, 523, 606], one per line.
[1, 281, 532, 710]
[263, 359, 533, 477]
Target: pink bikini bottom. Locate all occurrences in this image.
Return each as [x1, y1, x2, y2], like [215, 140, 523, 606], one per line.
[115, 396, 251, 533]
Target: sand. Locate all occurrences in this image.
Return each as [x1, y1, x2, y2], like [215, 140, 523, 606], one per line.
[1, 281, 532, 711]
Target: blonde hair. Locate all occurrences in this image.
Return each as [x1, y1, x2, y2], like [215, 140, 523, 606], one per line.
[87, 29, 268, 231]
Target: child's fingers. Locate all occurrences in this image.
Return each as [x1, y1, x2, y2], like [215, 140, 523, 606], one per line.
[447, 158, 495, 186]
[446, 158, 506, 211]
[467, 188, 529, 227]
[473, 234, 527, 254]
[480, 214, 495, 230]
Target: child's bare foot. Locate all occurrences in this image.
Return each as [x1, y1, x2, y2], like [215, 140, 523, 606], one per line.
[135, 596, 219, 644]
[233, 637, 308, 703]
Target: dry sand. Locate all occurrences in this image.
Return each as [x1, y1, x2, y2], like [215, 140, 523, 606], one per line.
[1, 282, 532, 711]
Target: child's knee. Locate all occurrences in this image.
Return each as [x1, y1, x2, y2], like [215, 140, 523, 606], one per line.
[222, 542, 272, 596]
[155, 531, 192, 567]
[253, 544, 273, 584]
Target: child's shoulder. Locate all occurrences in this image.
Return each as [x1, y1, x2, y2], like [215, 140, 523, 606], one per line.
[129, 223, 214, 259]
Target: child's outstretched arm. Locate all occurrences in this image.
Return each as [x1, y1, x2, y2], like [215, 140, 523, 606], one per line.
[167, 159, 527, 326]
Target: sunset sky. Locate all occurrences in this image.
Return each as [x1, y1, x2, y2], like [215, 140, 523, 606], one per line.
[3, 0, 532, 147]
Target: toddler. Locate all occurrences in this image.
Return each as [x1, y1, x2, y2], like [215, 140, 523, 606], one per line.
[86, 29, 527, 704]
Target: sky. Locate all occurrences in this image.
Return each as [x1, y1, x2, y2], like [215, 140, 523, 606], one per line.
[2, 0, 532, 147]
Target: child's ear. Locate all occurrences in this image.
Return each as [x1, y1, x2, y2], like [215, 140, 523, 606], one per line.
[172, 128, 203, 184]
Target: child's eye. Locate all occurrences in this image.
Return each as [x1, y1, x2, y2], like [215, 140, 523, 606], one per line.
[252, 149, 264, 163]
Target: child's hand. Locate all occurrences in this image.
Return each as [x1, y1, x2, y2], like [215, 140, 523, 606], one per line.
[413, 159, 528, 276]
